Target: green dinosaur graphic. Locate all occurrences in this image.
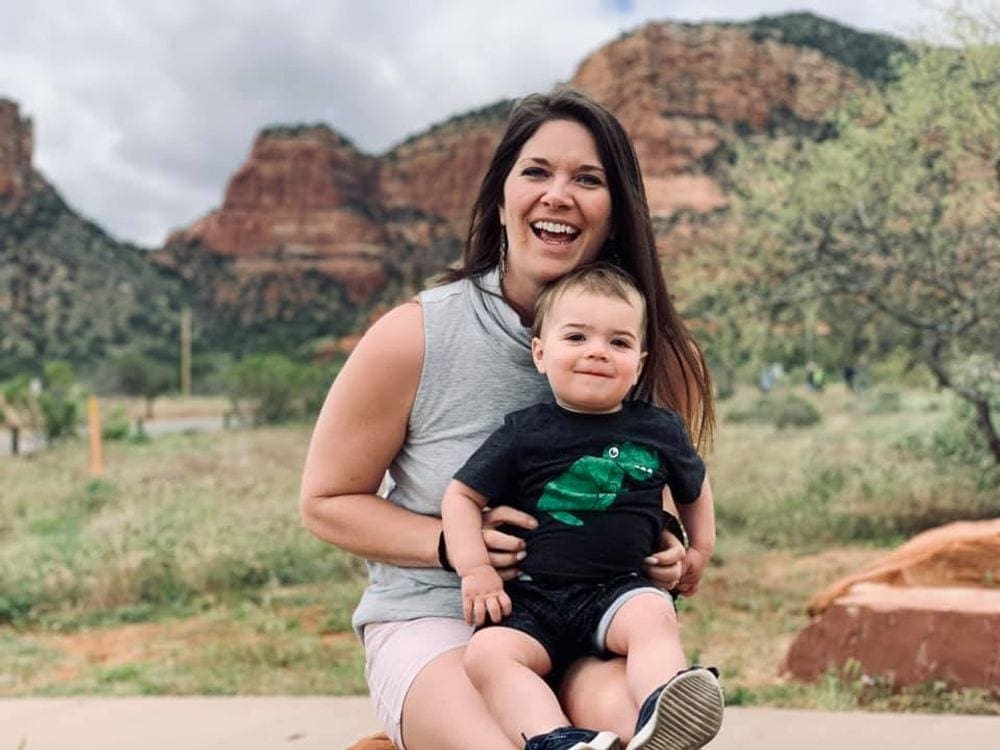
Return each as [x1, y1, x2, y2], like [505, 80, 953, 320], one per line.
[536, 442, 660, 526]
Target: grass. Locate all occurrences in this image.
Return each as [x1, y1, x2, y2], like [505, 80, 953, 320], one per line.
[0, 385, 996, 713]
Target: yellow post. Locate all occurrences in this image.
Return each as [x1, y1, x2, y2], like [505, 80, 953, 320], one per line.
[88, 395, 102, 478]
[181, 306, 192, 398]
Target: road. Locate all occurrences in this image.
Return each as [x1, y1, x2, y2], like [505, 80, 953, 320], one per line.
[0, 415, 226, 457]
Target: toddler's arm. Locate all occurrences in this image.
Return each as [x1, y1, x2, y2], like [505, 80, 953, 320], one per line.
[673, 476, 716, 596]
[441, 479, 512, 626]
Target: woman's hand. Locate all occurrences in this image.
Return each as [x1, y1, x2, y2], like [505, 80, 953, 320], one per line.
[675, 545, 709, 596]
[461, 563, 512, 625]
[643, 529, 686, 591]
[480, 506, 537, 581]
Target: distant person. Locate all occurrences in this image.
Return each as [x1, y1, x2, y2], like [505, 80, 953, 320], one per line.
[300, 89, 716, 750]
[443, 264, 723, 749]
[806, 362, 825, 392]
[758, 363, 780, 394]
[843, 364, 856, 392]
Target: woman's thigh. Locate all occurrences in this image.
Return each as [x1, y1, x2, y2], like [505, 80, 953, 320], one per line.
[402, 645, 519, 750]
[363, 617, 516, 750]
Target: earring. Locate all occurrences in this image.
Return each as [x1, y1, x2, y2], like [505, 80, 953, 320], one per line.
[499, 230, 508, 280]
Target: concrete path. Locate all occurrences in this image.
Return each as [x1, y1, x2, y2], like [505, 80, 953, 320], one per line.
[1, 696, 998, 749]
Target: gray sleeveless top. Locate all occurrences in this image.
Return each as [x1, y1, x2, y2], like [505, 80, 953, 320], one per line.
[352, 269, 552, 631]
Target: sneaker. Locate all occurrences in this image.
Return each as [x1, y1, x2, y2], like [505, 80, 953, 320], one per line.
[625, 667, 724, 750]
[524, 726, 622, 750]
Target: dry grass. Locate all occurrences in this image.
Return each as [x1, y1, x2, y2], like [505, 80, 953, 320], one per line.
[0, 385, 996, 712]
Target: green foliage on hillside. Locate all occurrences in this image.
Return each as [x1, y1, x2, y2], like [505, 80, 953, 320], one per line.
[695, 10, 1000, 462]
[737, 12, 914, 83]
[0, 177, 187, 380]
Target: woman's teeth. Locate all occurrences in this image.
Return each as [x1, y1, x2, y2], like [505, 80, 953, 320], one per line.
[531, 221, 579, 241]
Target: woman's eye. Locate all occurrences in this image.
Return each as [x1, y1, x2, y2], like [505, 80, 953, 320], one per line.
[522, 167, 548, 178]
[577, 173, 604, 187]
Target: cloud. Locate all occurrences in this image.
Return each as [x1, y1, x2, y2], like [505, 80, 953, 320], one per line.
[0, 0, 945, 247]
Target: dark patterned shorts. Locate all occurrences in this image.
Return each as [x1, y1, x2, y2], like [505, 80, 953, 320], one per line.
[478, 572, 670, 681]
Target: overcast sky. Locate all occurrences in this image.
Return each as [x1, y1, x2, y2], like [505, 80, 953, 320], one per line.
[1, 0, 951, 248]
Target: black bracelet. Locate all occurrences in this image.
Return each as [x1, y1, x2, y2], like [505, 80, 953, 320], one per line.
[437, 530, 455, 572]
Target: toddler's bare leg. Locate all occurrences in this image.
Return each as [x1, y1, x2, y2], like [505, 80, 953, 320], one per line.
[604, 593, 686, 704]
[464, 627, 569, 744]
[559, 656, 637, 739]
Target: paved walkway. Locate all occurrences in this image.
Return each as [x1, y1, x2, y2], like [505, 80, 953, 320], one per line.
[1, 696, 998, 749]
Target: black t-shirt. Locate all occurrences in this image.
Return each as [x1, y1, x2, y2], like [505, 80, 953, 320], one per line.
[454, 400, 706, 581]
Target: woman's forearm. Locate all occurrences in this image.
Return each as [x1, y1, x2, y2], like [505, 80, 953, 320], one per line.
[300, 490, 442, 568]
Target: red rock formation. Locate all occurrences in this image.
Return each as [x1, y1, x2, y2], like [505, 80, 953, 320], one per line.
[0, 98, 34, 208]
[165, 21, 871, 316]
[806, 519, 1000, 615]
[378, 112, 507, 234]
[783, 520, 1000, 691]
[784, 583, 1000, 691]
[167, 126, 389, 299]
[570, 23, 865, 218]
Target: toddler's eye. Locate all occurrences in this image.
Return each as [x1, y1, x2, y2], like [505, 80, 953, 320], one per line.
[565, 332, 585, 342]
[611, 338, 633, 348]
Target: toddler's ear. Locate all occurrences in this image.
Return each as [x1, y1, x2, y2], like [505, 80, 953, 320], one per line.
[531, 337, 546, 374]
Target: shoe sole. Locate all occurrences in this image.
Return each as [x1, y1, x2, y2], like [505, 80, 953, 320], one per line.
[570, 731, 622, 750]
[625, 670, 724, 750]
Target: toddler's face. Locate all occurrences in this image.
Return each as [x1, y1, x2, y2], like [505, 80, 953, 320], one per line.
[531, 288, 646, 414]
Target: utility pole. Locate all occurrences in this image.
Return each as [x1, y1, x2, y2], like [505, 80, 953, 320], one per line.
[180, 306, 191, 398]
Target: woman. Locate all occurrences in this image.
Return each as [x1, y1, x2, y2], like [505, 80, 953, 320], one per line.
[300, 89, 715, 750]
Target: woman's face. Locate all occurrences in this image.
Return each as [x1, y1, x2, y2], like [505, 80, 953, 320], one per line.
[499, 119, 613, 307]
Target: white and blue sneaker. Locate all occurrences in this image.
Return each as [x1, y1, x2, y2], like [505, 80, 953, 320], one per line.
[524, 726, 621, 750]
[625, 667, 724, 749]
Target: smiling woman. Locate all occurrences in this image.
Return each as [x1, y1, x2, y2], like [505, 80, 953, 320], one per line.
[300, 89, 716, 750]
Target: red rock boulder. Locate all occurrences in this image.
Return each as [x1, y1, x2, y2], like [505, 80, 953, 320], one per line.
[783, 519, 1000, 691]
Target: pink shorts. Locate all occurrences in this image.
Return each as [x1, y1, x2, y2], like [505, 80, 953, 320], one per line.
[362, 617, 474, 749]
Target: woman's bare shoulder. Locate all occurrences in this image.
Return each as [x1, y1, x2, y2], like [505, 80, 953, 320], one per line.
[349, 300, 424, 373]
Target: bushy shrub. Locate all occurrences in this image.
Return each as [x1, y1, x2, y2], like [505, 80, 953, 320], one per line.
[726, 394, 822, 429]
[225, 354, 335, 425]
[101, 405, 132, 440]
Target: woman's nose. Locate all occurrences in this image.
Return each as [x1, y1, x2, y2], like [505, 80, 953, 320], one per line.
[541, 179, 572, 208]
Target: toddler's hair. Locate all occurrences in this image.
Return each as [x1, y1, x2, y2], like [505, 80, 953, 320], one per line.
[532, 262, 647, 345]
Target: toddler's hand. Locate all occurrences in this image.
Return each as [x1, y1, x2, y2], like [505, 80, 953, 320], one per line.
[461, 564, 511, 626]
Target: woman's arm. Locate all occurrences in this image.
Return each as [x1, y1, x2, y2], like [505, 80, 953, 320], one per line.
[299, 302, 440, 567]
[299, 301, 538, 571]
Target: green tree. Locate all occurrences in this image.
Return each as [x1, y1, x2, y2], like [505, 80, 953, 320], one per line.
[38, 360, 81, 443]
[226, 354, 332, 425]
[0, 375, 43, 454]
[723, 11, 999, 461]
[114, 351, 175, 419]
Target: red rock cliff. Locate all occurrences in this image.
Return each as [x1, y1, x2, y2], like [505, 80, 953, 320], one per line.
[570, 22, 865, 218]
[0, 98, 34, 208]
[165, 20, 871, 311]
[167, 125, 390, 300]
